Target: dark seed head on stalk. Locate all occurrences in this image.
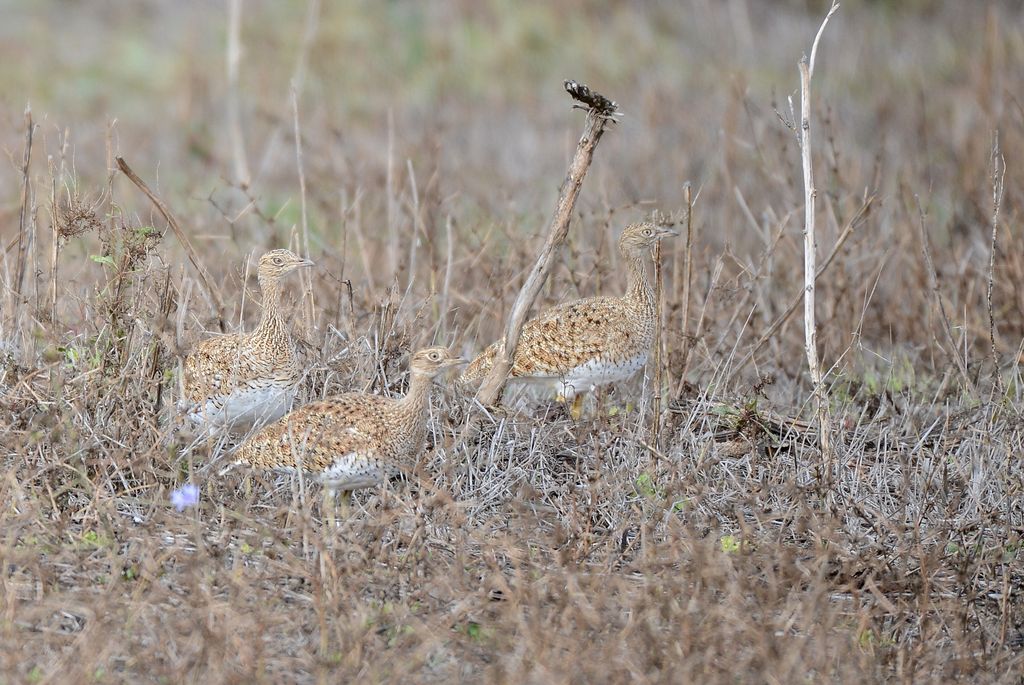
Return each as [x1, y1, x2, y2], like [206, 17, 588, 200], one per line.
[56, 198, 102, 241]
[563, 80, 619, 118]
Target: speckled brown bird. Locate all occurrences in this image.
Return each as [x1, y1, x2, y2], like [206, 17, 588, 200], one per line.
[179, 249, 314, 433]
[232, 346, 466, 518]
[460, 222, 676, 417]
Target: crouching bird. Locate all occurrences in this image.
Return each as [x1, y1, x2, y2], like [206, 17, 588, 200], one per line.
[232, 347, 466, 522]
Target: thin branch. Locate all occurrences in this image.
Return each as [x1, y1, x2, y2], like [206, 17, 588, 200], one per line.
[799, 0, 840, 459]
[441, 214, 455, 340]
[808, 1, 841, 76]
[292, 85, 315, 329]
[651, 237, 665, 445]
[679, 184, 696, 383]
[474, 81, 617, 406]
[986, 130, 1005, 385]
[15, 104, 34, 297]
[116, 157, 225, 325]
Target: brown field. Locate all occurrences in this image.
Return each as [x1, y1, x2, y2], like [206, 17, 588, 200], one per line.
[2, 1, 1023, 682]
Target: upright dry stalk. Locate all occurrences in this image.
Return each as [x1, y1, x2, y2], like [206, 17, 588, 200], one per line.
[15, 105, 34, 298]
[799, 1, 839, 457]
[292, 85, 315, 329]
[386, 109, 398, 281]
[986, 131, 1005, 384]
[47, 125, 72, 323]
[48, 143, 60, 323]
[475, 81, 618, 406]
[441, 214, 455, 340]
[678, 184, 695, 385]
[226, 0, 250, 187]
[651, 238, 665, 445]
[405, 158, 421, 298]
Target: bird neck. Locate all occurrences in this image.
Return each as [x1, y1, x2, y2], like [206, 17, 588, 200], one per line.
[399, 371, 434, 415]
[622, 248, 654, 309]
[255, 278, 287, 337]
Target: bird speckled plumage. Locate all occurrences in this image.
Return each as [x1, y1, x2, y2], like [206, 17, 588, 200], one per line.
[179, 249, 314, 432]
[233, 347, 465, 506]
[460, 222, 676, 408]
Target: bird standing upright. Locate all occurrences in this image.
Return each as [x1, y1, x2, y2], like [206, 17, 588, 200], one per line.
[179, 248, 314, 433]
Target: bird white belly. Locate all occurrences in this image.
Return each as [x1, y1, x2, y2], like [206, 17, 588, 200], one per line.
[187, 384, 297, 432]
[560, 354, 648, 399]
[320, 454, 386, 491]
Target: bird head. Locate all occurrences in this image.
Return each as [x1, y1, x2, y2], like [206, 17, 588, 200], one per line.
[257, 249, 315, 285]
[409, 346, 468, 380]
[618, 222, 678, 255]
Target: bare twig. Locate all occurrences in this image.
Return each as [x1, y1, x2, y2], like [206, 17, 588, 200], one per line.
[678, 184, 696, 384]
[798, 0, 840, 458]
[48, 132, 62, 323]
[15, 105, 34, 297]
[651, 237, 665, 445]
[441, 214, 455, 340]
[292, 85, 315, 329]
[115, 156, 225, 324]
[386, 108, 398, 281]
[474, 81, 618, 406]
[986, 131, 1005, 385]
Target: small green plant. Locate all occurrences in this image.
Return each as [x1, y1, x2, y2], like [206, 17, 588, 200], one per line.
[635, 473, 659, 500]
[720, 535, 741, 554]
[857, 628, 895, 650]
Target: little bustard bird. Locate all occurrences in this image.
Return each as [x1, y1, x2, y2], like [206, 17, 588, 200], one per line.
[232, 347, 466, 519]
[460, 222, 676, 417]
[179, 249, 314, 433]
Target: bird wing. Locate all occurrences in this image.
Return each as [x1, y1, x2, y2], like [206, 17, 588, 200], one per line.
[233, 394, 391, 473]
[461, 296, 639, 385]
[509, 296, 641, 377]
[181, 333, 297, 405]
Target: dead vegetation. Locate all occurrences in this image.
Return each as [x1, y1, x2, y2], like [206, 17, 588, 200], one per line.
[1, 1, 1023, 683]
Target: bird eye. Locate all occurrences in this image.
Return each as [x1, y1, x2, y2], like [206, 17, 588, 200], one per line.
[272, 257, 284, 265]
[643, 228, 653, 236]
[429, 351, 441, 361]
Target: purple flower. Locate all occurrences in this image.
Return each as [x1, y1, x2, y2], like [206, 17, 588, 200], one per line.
[170, 484, 200, 512]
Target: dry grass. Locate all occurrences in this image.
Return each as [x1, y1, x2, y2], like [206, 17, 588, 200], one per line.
[2, 1, 1024, 682]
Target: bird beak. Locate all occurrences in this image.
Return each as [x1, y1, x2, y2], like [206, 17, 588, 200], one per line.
[298, 258, 315, 268]
[445, 357, 469, 369]
[656, 227, 679, 239]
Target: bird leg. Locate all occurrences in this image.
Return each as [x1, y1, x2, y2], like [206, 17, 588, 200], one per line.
[570, 394, 585, 421]
[323, 487, 336, 528]
[322, 487, 354, 528]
